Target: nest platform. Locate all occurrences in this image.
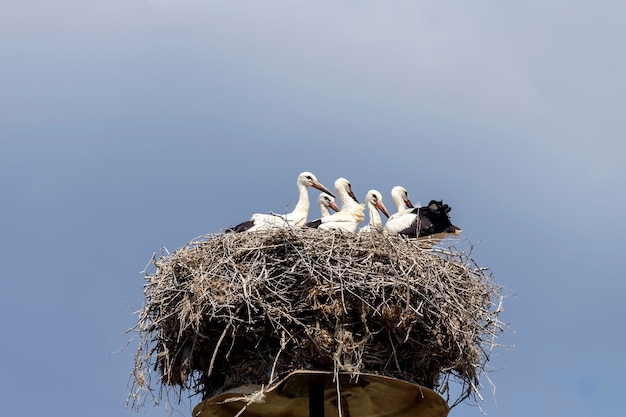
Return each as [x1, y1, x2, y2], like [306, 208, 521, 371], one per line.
[129, 228, 504, 410]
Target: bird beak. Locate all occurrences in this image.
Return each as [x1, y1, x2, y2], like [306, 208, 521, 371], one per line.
[313, 182, 335, 198]
[348, 189, 359, 204]
[329, 201, 340, 212]
[376, 201, 391, 218]
[405, 199, 414, 208]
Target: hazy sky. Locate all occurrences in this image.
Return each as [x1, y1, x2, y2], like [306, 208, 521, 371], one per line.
[1, 1, 625, 416]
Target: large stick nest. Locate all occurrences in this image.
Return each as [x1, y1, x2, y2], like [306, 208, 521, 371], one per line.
[129, 228, 505, 410]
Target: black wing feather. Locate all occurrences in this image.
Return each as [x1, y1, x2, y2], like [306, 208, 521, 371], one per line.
[305, 219, 322, 228]
[226, 220, 255, 233]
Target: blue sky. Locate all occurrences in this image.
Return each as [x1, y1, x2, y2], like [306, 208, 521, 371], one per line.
[1, 1, 625, 416]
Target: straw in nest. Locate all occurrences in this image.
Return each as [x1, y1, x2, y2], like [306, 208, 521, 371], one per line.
[128, 228, 506, 410]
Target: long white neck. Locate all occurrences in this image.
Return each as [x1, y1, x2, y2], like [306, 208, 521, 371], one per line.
[367, 202, 383, 229]
[393, 194, 408, 212]
[338, 187, 357, 209]
[320, 204, 331, 217]
[290, 182, 310, 224]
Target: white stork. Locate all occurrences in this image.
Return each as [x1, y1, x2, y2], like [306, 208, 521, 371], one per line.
[316, 192, 340, 218]
[358, 190, 391, 233]
[228, 172, 335, 232]
[390, 185, 416, 215]
[305, 193, 340, 228]
[384, 185, 416, 234]
[384, 199, 462, 240]
[306, 177, 365, 233]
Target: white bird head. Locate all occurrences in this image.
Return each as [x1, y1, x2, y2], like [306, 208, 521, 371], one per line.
[365, 189, 390, 218]
[391, 185, 414, 212]
[318, 192, 340, 213]
[334, 177, 359, 205]
[298, 172, 335, 197]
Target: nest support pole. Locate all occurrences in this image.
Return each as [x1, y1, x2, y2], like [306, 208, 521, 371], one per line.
[308, 380, 325, 417]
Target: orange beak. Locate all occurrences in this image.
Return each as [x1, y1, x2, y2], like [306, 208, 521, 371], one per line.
[376, 201, 391, 218]
[313, 182, 335, 198]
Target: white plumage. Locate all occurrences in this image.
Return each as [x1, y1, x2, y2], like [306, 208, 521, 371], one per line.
[384, 210, 418, 235]
[316, 192, 340, 218]
[308, 178, 365, 233]
[384, 185, 417, 235]
[384, 199, 462, 239]
[390, 186, 415, 214]
[359, 190, 390, 233]
[229, 172, 335, 232]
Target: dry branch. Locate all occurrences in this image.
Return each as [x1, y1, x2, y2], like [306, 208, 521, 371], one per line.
[129, 228, 505, 410]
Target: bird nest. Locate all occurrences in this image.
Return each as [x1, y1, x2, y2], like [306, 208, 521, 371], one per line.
[128, 228, 505, 411]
